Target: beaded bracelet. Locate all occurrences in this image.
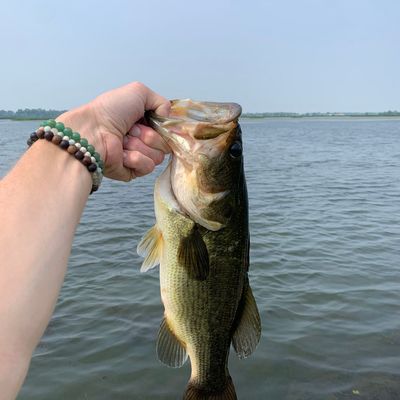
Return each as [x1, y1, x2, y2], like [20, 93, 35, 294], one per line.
[27, 119, 104, 194]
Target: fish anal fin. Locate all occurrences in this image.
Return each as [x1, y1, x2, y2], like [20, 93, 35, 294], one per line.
[178, 225, 209, 281]
[232, 280, 261, 359]
[157, 317, 188, 368]
[137, 225, 163, 272]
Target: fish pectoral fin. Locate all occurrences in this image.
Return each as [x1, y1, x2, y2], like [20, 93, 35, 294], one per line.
[157, 317, 188, 368]
[137, 225, 163, 272]
[178, 225, 209, 281]
[232, 280, 261, 359]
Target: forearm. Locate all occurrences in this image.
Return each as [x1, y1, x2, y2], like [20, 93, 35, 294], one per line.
[0, 82, 170, 400]
[0, 138, 91, 398]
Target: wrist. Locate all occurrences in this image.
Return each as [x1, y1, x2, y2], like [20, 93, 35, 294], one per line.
[56, 104, 106, 161]
[31, 111, 105, 193]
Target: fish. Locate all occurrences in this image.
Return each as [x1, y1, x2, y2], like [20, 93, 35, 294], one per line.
[137, 99, 261, 400]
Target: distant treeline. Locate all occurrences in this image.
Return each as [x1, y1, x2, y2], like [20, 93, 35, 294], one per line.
[2, 108, 400, 121]
[0, 109, 66, 120]
[242, 111, 400, 118]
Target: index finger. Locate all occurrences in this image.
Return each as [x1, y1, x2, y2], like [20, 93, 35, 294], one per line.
[127, 124, 171, 154]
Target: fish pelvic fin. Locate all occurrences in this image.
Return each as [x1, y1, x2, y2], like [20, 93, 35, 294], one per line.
[178, 225, 209, 281]
[157, 317, 188, 368]
[183, 376, 237, 400]
[232, 280, 261, 359]
[137, 225, 163, 272]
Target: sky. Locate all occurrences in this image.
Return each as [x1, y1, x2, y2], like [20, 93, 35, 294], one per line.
[1, 0, 400, 113]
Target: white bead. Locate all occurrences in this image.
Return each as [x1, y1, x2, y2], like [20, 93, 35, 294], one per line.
[63, 136, 69, 141]
[56, 131, 63, 137]
[91, 156, 96, 163]
[97, 168, 102, 174]
[80, 147, 87, 153]
[75, 143, 81, 149]
[44, 126, 51, 132]
[84, 151, 91, 157]
[69, 139, 75, 145]
[51, 128, 58, 134]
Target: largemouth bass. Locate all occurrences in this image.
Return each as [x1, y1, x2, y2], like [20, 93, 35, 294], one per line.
[138, 99, 261, 399]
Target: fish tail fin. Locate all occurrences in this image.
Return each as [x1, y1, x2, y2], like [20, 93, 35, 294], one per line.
[183, 376, 237, 400]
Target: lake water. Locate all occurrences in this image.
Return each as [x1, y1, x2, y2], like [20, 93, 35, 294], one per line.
[1, 118, 400, 399]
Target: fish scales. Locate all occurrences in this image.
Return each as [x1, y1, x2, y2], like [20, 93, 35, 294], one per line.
[138, 99, 261, 400]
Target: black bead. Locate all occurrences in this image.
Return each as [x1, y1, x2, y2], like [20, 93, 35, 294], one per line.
[44, 131, 54, 141]
[30, 132, 38, 141]
[27, 138, 33, 146]
[82, 156, 92, 166]
[87, 163, 97, 172]
[75, 150, 84, 160]
[59, 140, 70, 149]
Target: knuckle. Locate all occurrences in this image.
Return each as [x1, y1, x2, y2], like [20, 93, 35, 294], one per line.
[130, 81, 146, 91]
[129, 151, 140, 164]
[139, 124, 153, 136]
[140, 132, 154, 146]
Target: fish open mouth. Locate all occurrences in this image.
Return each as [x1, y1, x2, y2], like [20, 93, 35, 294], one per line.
[149, 99, 242, 232]
[165, 99, 242, 124]
[146, 99, 242, 140]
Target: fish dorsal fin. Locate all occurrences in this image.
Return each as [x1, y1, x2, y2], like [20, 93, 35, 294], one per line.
[232, 280, 261, 359]
[157, 317, 188, 368]
[137, 225, 163, 272]
[178, 226, 209, 281]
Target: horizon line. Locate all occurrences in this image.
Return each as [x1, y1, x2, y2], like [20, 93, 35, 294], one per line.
[1, 108, 400, 115]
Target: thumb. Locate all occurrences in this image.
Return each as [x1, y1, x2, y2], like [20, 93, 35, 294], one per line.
[144, 87, 171, 117]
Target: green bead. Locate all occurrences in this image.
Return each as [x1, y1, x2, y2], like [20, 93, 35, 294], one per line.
[80, 138, 89, 148]
[47, 119, 56, 128]
[87, 144, 95, 155]
[55, 122, 65, 132]
[40, 121, 47, 127]
[72, 132, 81, 141]
[93, 152, 101, 162]
[63, 127, 73, 137]
[98, 160, 104, 169]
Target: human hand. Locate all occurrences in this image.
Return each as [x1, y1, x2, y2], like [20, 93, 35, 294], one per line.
[57, 82, 171, 181]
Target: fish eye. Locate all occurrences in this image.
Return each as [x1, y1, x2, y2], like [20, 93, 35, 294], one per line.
[229, 142, 242, 158]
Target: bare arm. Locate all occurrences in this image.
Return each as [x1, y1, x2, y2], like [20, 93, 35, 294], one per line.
[0, 82, 170, 400]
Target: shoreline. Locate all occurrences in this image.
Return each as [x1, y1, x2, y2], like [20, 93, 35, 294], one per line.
[240, 115, 400, 122]
[2, 115, 400, 122]
[0, 118, 45, 121]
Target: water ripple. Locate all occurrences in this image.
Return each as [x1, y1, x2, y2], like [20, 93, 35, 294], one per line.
[2, 119, 400, 399]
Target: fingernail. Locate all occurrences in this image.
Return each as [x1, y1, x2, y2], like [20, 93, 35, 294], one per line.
[130, 125, 141, 137]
